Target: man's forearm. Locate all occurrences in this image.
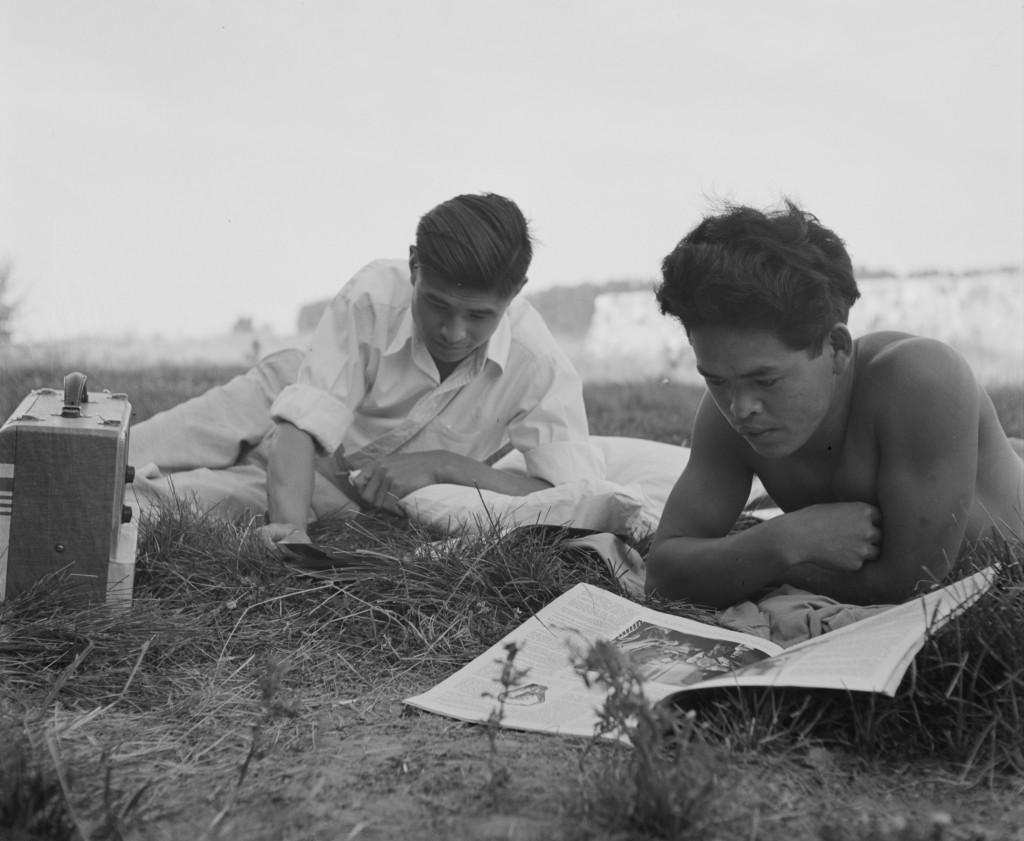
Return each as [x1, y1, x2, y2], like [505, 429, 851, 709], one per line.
[647, 500, 896, 607]
[647, 535, 900, 608]
[267, 421, 317, 528]
[438, 452, 552, 496]
[652, 528, 947, 608]
[778, 561, 918, 606]
[645, 525, 793, 608]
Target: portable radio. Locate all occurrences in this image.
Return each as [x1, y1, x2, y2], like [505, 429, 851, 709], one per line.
[0, 372, 137, 606]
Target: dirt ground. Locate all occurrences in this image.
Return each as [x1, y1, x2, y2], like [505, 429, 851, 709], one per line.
[60, 674, 1023, 841]
[102, 680, 585, 841]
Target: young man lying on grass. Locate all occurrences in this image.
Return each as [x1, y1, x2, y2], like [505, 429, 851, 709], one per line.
[130, 193, 603, 553]
[646, 201, 1024, 608]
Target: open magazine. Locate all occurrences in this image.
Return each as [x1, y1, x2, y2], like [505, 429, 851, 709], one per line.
[404, 569, 993, 739]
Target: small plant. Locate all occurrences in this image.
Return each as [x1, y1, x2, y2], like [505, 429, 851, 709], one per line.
[94, 745, 153, 841]
[205, 653, 300, 838]
[481, 641, 529, 801]
[0, 727, 76, 841]
[573, 640, 722, 840]
[236, 653, 299, 790]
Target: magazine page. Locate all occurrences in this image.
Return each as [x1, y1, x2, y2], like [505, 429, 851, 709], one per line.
[668, 568, 993, 700]
[404, 582, 781, 738]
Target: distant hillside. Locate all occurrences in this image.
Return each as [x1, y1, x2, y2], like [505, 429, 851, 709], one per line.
[525, 279, 653, 337]
[293, 266, 1020, 337]
[526, 265, 1022, 340]
[8, 268, 1018, 379]
[293, 278, 654, 336]
[580, 269, 1024, 385]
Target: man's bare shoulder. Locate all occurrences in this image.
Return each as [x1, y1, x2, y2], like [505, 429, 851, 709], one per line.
[849, 332, 983, 468]
[854, 332, 978, 404]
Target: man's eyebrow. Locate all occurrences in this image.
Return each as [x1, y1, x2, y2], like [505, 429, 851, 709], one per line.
[696, 364, 783, 379]
[426, 291, 500, 317]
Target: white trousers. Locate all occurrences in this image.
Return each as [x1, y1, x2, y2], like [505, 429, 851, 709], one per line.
[128, 349, 361, 522]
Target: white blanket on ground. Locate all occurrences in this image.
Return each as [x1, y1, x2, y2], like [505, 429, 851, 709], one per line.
[399, 435, 766, 536]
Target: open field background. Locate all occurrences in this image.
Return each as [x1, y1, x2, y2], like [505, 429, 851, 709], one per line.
[6, 271, 1023, 388]
[5, 2, 1021, 833]
[2, 361, 1024, 840]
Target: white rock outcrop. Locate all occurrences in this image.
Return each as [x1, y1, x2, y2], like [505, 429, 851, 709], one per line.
[581, 272, 1023, 385]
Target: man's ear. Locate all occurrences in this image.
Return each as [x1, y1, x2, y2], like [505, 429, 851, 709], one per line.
[408, 246, 417, 284]
[828, 324, 854, 373]
[508, 275, 528, 299]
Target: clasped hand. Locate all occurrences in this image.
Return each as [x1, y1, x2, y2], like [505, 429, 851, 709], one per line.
[776, 501, 882, 572]
[351, 451, 452, 515]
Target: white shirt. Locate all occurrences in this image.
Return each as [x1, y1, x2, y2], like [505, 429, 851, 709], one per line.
[269, 260, 604, 486]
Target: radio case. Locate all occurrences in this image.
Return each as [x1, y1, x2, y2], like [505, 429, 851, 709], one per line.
[0, 372, 137, 606]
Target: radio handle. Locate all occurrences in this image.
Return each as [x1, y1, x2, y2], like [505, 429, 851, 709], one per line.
[62, 372, 90, 418]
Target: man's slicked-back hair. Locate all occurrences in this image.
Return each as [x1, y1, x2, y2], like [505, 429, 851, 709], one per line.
[656, 200, 860, 354]
[414, 193, 534, 299]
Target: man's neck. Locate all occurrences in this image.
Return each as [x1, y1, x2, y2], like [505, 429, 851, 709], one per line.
[435, 359, 460, 382]
[433, 342, 490, 382]
[804, 346, 859, 456]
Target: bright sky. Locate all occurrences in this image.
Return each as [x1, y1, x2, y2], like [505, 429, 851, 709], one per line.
[2, 0, 1022, 342]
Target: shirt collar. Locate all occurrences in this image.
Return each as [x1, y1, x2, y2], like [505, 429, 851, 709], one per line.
[384, 307, 416, 356]
[483, 311, 512, 372]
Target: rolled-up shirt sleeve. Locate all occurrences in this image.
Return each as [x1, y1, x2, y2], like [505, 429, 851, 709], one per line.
[508, 353, 605, 486]
[270, 280, 371, 455]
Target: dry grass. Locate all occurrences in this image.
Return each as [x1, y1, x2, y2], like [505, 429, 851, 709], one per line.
[2, 367, 1024, 839]
[0, 500, 657, 839]
[3, 498, 1024, 840]
[562, 539, 1024, 840]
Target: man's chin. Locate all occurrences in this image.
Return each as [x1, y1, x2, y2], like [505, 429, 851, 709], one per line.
[742, 430, 794, 457]
[430, 342, 474, 363]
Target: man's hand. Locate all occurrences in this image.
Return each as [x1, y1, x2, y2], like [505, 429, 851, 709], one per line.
[773, 501, 882, 573]
[352, 451, 453, 515]
[258, 522, 312, 558]
[351, 449, 553, 516]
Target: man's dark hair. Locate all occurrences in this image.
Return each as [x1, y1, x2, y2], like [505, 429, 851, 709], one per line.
[656, 200, 860, 354]
[415, 193, 533, 298]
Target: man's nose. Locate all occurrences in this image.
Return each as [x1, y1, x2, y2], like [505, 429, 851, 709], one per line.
[441, 317, 466, 342]
[730, 389, 761, 419]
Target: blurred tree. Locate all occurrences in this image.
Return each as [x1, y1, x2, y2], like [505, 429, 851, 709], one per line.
[232, 315, 255, 333]
[853, 264, 898, 280]
[0, 261, 17, 343]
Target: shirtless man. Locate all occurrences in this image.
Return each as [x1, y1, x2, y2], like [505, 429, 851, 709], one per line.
[646, 202, 1024, 608]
